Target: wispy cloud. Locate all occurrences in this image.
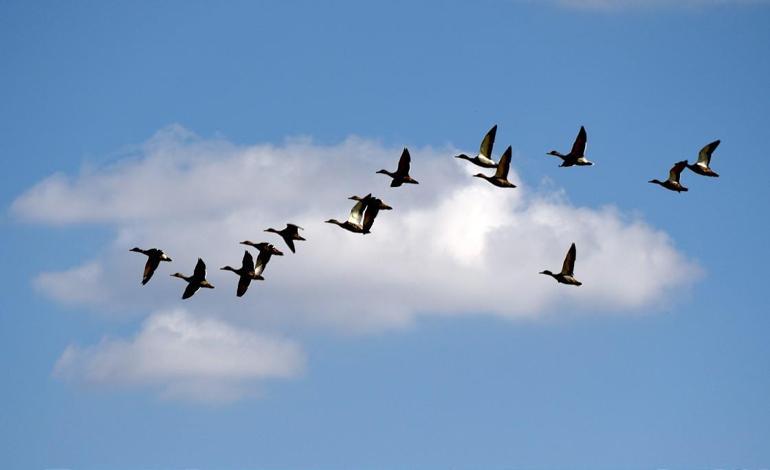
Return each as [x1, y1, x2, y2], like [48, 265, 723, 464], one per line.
[15, 125, 701, 401]
[54, 309, 304, 403]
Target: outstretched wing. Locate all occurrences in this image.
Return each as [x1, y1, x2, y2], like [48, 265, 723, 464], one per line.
[236, 276, 252, 297]
[669, 160, 687, 182]
[495, 146, 512, 180]
[193, 258, 206, 279]
[479, 124, 497, 158]
[253, 250, 270, 277]
[570, 126, 587, 157]
[362, 204, 381, 233]
[284, 237, 296, 253]
[697, 140, 720, 166]
[286, 223, 303, 232]
[561, 243, 577, 276]
[347, 198, 368, 225]
[142, 256, 161, 285]
[397, 148, 411, 176]
[240, 251, 254, 273]
[182, 283, 199, 299]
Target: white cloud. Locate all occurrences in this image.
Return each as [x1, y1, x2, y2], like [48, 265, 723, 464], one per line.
[54, 309, 305, 403]
[14, 125, 701, 401]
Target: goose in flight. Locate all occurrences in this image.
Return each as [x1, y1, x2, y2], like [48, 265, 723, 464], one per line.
[171, 258, 215, 299]
[129, 247, 172, 285]
[473, 146, 516, 188]
[649, 160, 688, 192]
[348, 195, 393, 234]
[547, 126, 593, 167]
[377, 148, 419, 187]
[455, 124, 499, 169]
[540, 242, 582, 286]
[326, 195, 369, 233]
[686, 140, 721, 177]
[221, 250, 262, 297]
[265, 223, 305, 253]
[240, 241, 284, 277]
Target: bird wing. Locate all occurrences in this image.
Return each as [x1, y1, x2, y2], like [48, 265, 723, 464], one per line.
[253, 250, 270, 277]
[570, 126, 587, 156]
[284, 237, 296, 253]
[182, 282, 199, 299]
[561, 243, 577, 276]
[495, 146, 512, 179]
[240, 251, 255, 273]
[286, 223, 303, 232]
[479, 124, 497, 159]
[237, 276, 252, 297]
[697, 140, 720, 166]
[669, 160, 687, 182]
[193, 258, 206, 280]
[396, 148, 411, 176]
[362, 204, 381, 233]
[142, 256, 161, 285]
[347, 199, 368, 225]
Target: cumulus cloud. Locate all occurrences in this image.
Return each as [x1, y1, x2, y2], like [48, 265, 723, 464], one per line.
[14, 125, 701, 400]
[54, 309, 304, 403]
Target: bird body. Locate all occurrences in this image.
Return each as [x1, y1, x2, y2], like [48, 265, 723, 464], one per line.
[221, 250, 263, 297]
[474, 145, 516, 188]
[265, 223, 305, 253]
[455, 124, 499, 168]
[547, 126, 593, 167]
[130, 247, 172, 285]
[326, 196, 369, 233]
[378, 148, 419, 187]
[171, 258, 215, 299]
[240, 241, 284, 277]
[650, 160, 689, 192]
[686, 140, 720, 177]
[350, 195, 392, 234]
[540, 243, 582, 286]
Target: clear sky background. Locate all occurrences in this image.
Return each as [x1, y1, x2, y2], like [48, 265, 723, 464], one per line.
[1, 1, 769, 469]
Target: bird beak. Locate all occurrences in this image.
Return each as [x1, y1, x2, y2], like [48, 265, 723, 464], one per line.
[381, 204, 393, 210]
[274, 249, 284, 256]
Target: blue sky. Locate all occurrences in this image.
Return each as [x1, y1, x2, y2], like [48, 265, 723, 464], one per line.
[2, 1, 769, 469]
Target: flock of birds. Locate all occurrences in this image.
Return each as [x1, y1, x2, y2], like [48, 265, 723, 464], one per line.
[130, 125, 723, 298]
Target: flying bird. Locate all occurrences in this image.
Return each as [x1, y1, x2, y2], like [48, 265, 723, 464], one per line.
[265, 223, 305, 254]
[129, 247, 172, 285]
[221, 250, 262, 297]
[547, 126, 593, 167]
[686, 140, 721, 177]
[240, 241, 284, 277]
[349, 194, 393, 234]
[455, 124, 499, 169]
[540, 242, 582, 286]
[473, 145, 516, 188]
[377, 148, 419, 187]
[649, 160, 689, 192]
[171, 258, 215, 299]
[326, 195, 369, 233]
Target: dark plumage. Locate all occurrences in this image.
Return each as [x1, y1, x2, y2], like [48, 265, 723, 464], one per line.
[649, 160, 689, 192]
[240, 241, 284, 278]
[265, 223, 305, 253]
[547, 126, 593, 167]
[540, 242, 582, 286]
[129, 247, 172, 285]
[221, 250, 262, 297]
[686, 140, 721, 177]
[349, 194, 393, 234]
[171, 258, 215, 299]
[377, 148, 419, 187]
[326, 196, 369, 233]
[455, 124, 499, 169]
[473, 146, 516, 188]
